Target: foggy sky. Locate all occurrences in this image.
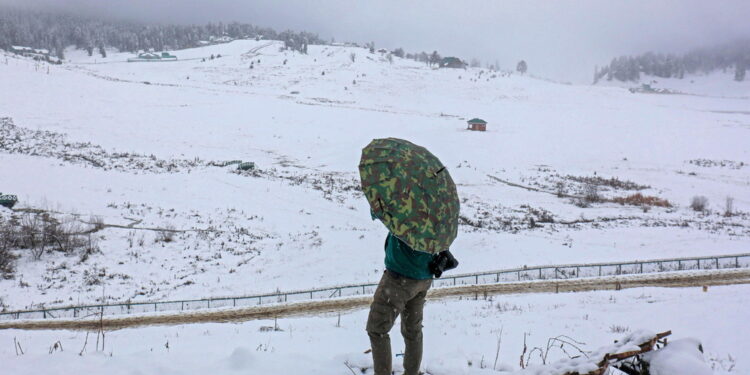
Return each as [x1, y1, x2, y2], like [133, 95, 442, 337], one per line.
[4, 0, 750, 82]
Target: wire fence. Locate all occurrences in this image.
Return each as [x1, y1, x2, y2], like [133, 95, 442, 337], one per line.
[2, 253, 748, 321]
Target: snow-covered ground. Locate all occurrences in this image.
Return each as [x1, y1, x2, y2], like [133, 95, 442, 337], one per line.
[596, 70, 750, 98]
[2, 284, 746, 374]
[0, 39, 748, 312]
[0, 38, 748, 375]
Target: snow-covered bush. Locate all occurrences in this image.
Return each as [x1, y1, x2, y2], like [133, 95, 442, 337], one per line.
[642, 338, 712, 375]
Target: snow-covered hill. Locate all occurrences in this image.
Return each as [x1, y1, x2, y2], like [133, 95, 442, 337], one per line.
[0, 39, 748, 312]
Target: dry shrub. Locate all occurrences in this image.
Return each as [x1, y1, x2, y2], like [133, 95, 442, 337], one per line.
[612, 193, 672, 208]
[566, 175, 649, 190]
[46, 217, 88, 254]
[1, 213, 93, 262]
[575, 182, 601, 207]
[155, 225, 176, 243]
[0, 245, 16, 278]
[725, 196, 734, 217]
[89, 215, 105, 231]
[0, 218, 19, 277]
[691, 196, 709, 212]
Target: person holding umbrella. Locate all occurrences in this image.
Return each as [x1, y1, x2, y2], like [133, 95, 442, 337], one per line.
[359, 138, 460, 375]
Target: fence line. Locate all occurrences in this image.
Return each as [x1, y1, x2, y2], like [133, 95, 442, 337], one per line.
[2, 252, 748, 321]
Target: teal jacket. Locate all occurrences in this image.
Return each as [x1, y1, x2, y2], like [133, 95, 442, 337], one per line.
[384, 232, 434, 280]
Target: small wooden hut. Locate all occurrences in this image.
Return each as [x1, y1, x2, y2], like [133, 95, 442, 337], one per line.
[466, 118, 487, 131]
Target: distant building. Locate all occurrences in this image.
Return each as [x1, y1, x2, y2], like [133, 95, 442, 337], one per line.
[439, 57, 466, 69]
[127, 52, 178, 62]
[0, 193, 18, 209]
[210, 36, 234, 43]
[466, 118, 487, 131]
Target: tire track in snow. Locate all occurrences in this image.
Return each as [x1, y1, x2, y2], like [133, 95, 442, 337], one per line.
[1, 268, 748, 331]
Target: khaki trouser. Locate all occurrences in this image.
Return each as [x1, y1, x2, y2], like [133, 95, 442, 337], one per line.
[366, 270, 432, 375]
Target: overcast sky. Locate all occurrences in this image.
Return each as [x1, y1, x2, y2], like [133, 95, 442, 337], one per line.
[4, 0, 750, 82]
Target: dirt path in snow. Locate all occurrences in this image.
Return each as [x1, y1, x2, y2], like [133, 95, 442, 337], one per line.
[2, 268, 748, 331]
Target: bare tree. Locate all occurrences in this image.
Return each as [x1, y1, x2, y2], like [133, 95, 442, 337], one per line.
[725, 196, 734, 217]
[429, 51, 441, 67]
[516, 60, 528, 74]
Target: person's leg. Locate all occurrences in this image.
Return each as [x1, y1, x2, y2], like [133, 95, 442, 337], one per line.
[367, 272, 405, 375]
[401, 279, 432, 375]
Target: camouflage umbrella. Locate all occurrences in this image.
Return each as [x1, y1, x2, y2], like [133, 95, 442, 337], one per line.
[358, 138, 459, 254]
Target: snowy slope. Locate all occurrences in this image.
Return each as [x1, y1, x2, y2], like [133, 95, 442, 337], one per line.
[0, 40, 748, 312]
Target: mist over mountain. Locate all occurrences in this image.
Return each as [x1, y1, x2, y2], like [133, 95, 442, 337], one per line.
[595, 39, 750, 83]
[2, 0, 750, 82]
[0, 7, 324, 59]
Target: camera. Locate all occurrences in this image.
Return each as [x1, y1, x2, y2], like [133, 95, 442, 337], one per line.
[429, 250, 459, 278]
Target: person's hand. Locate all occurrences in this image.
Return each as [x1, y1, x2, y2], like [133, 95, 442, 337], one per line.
[429, 250, 459, 278]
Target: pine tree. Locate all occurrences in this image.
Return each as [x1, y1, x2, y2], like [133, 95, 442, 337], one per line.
[429, 51, 441, 67]
[736, 64, 746, 82]
[0, 7, 325, 62]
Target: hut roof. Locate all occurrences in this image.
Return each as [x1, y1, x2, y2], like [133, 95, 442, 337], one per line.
[467, 118, 487, 124]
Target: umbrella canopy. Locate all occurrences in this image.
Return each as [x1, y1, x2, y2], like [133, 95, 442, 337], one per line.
[359, 138, 459, 254]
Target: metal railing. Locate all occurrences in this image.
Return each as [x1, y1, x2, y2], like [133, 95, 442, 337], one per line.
[1, 252, 748, 321]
